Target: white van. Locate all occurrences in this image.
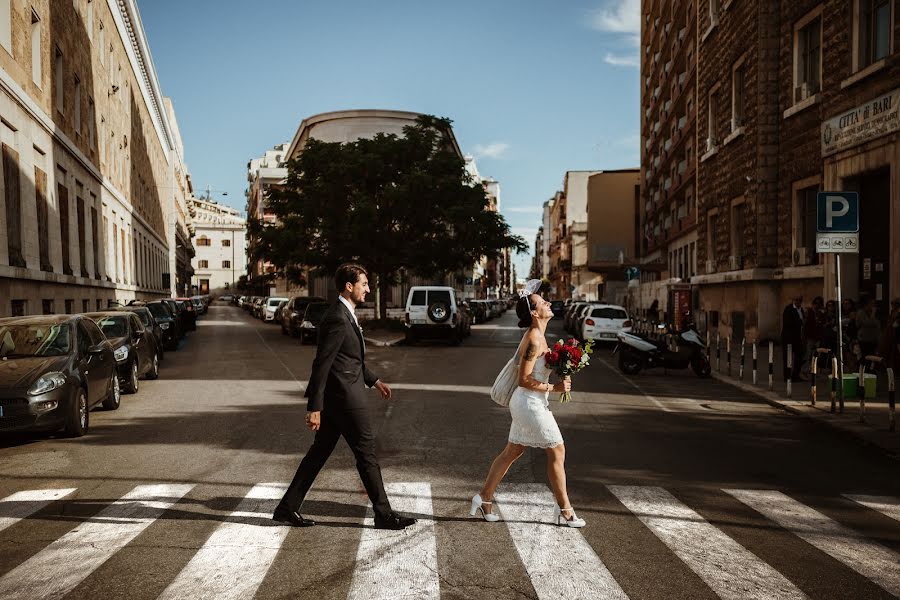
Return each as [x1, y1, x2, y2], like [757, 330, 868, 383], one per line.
[404, 286, 462, 345]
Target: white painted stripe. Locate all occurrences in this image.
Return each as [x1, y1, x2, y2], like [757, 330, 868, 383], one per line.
[157, 483, 288, 600]
[844, 494, 900, 524]
[347, 482, 439, 600]
[0, 488, 76, 533]
[497, 483, 629, 600]
[595, 356, 672, 412]
[390, 383, 491, 394]
[727, 489, 900, 597]
[0, 483, 193, 600]
[609, 486, 806, 600]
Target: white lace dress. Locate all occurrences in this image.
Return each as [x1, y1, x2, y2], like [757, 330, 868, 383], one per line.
[508, 357, 564, 448]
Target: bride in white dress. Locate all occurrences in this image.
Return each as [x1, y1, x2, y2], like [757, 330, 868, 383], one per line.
[471, 290, 586, 527]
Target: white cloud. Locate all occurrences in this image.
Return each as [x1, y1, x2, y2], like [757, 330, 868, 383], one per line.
[472, 142, 510, 159]
[603, 53, 640, 68]
[589, 0, 640, 39]
[505, 206, 543, 214]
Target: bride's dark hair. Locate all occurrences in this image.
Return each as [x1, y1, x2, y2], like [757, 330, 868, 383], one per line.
[516, 295, 534, 328]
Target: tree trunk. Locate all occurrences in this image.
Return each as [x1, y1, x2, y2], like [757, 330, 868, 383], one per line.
[379, 274, 390, 321]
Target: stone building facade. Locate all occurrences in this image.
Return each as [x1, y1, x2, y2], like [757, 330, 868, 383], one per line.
[0, 0, 194, 316]
[190, 197, 246, 296]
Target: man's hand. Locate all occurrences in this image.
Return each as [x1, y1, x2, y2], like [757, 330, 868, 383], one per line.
[306, 411, 321, 431]
[374, 380, 392, 400]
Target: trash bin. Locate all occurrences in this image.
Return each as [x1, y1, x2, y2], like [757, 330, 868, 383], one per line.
[829, 374, 858, 397]
[859, 373, 877, 399]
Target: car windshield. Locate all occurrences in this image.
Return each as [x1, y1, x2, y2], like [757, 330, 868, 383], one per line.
[268, 298, 287, 307]
[96, 316, 128, 338]
[592, 307, 628, 319]
[147, 303, 169, 319]
[0, 323, 71, 358]
[131, 310, 151, 326]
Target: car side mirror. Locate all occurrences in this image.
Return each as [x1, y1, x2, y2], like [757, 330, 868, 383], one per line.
[88, 343, 106, 355]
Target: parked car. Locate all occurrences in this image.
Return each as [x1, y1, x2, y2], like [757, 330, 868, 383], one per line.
[143, 301, 181, 350]
[86, 311, 159, 393]
[190, 296, 206, 315]
[457, 301, 473, 338]
[467, 300, 488, 324]
[173, 298, 198, 331]
[404, 286, 464, 345]
[0, 315, 119, 437]
[564, 302, 590, 334]
[572, 304, 598, 339]
[220, 294, 234, 304]
[273, 299, 289, 324]
[550, 300, 567, 319]
[118, 306, 165, 362]
[252, 297, 267, 319]
[297, 302, 331, 344]
[263, 297, 289, 322]
[280, 296, 327, 336]
[580, 304, 632, 342]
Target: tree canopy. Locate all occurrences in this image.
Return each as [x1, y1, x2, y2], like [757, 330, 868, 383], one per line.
[248, 115, 527, 316]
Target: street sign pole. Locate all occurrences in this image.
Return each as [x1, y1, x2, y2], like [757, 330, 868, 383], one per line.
[835, 253, 845, 412]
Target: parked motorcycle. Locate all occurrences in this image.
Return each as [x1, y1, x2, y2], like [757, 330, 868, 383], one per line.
[614, 324, 712, 378]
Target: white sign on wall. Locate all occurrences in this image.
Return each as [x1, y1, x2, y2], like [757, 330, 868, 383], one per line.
[822, 88, 900, 156]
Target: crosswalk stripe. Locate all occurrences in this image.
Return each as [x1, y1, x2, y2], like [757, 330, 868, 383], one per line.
[0, 488, 76, 534]
[844, 494, 900, 524]
[347, 482, 439, 600]
[156, 483, 288, 600]
[497, 483, 629, 600]
[0, 483, 193, 600]
[609, 486, 806, 600]
[726, 489, 900, 597]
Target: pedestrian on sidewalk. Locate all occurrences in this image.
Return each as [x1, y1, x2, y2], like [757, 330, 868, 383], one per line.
[856, 296, 882, 360]
[823, 300, 838, 356]
[781, 295, 806, 381]
[472, 280, 584, 528]
[877, 299, 900, 373]
[802, 296, 825, 375]
[647, 299, 660, 324]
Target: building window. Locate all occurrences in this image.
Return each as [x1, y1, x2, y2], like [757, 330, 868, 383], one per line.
[707, 87, 719, 151]
[857, 0, 892, 69]
[96, 299, 102, 310]
[11, 299, 25, 316]
[731, 60, 745, 130]
[35, 167, 51, 271]
[197, 236, 211, 246]
[31, 11, 41, 86]
[794, 185, 820, 260]
[42, 299, 54, 315]
[112, 222, 118, 281]
[91, 202, 100, 278]
[0, 0, 11, 54]
[707, 210, 719, 264]
[76, 193, 87, 277]
[198, 260, 209, 268]
[3, 144, 25, 268]
[64, 299, 74, 314]
[74, 76, 81, 133]
[730, 201, 746, 265]
[222, 260, 231, 269]
[222, 238, 231, 247]
[794, 12, 821, 101]
[54, 47, 63, 114]
[58, 180, 72, 275]
[709, 0, 719, 23]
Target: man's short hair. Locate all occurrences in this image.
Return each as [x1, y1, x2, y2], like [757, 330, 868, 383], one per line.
[335, 263, 368, 292]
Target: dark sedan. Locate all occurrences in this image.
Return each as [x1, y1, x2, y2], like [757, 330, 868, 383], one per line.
[550, 300, 566, 319]
[173, 298, 198, 332]
[0, 315, 119, 437]
[85, 312, 158, 393]
[144, 301, 181, 350]
[119, 306, 164, 361]
[297, 302, 331, 344]
[280, 296, 327, 337]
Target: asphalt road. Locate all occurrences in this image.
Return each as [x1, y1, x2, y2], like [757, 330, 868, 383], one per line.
[0, 303, 898, 600]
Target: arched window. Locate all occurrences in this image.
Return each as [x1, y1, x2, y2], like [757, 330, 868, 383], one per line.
[197, 236, 211, 247]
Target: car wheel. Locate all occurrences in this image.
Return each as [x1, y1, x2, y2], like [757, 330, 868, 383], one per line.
[66, 388, 89, 437]
[691, 355, 712, 378]
[427, 302, 451, 323]
[146, 352, 159, 380]
[124, 360, 139, 394]
[618, 350, 643, 376]
[102, 372, 121, 410]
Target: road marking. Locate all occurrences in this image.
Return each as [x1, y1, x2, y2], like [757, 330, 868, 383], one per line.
[390, 383, 491, 394]
[157, 483, 288, 600]
[595, 356, 673, 412]
[0, 488, 76, 533]
[347, 482, 439, 600]
[726, 489, 900, 597]
[497, 483, 629, 600]
[844, 494, 900, 524]
[0, 483, 193, 600]
[609, 486, 806, 600]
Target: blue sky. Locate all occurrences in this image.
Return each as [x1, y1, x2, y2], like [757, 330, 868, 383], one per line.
[139, 0, 640, 280]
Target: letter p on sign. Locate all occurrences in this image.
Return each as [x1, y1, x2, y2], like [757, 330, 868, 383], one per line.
[817, 192, 859, 233]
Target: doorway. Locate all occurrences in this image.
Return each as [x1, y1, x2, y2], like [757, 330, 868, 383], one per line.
[843, 167, 891, 316]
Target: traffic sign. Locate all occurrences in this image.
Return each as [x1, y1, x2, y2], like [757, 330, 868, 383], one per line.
[816, 232, 859, 253]
[817, 192, 859, 232]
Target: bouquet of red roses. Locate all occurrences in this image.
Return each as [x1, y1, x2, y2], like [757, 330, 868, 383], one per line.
[544, 338, 594, 403]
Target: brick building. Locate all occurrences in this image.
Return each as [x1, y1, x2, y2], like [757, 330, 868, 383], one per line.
[651, 0, 899, 341]
[0, 0, 195, 316]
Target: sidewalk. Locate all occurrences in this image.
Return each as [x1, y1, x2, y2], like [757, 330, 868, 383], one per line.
[707, 339, 899, 459]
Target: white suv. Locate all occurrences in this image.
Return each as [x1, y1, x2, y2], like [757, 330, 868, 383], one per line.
[263, 297, 289, 322]
[404, 286, 463, 345]
[580, 304, 632, 342]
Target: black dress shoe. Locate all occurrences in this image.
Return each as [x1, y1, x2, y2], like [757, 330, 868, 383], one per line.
[373, 513, 417, 530]
[272, 509, 316, 527]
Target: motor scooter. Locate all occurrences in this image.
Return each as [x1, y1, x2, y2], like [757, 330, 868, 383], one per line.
[614, 323, 712, 377]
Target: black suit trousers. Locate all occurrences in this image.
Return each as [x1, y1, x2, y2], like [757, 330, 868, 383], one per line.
[278, 407, 392, 519]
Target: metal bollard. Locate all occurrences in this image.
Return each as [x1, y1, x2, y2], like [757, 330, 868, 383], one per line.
[786, 343, 793, 398]
[727, 337, 732, 377]
[739, 338, 746, 381]
[830, 355, 838, 413]
[716, 333, 721, 372]
[752, 342, 758, 385]
[706, 329, 710, 352]
[809, 352, 817, 406]
[888, 368, 896, 433]
[768, 341, 774, 391]
[858, 361, 866, 423]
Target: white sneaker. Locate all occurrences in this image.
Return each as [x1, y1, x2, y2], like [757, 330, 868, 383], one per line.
[470, 494, 501, 522]
[555, 506, 586, 528]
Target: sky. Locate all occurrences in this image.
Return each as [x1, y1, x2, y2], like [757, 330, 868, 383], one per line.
[139, 0, 640, 281]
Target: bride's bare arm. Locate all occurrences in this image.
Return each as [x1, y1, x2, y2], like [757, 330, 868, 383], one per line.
[517, 333, 554, 392]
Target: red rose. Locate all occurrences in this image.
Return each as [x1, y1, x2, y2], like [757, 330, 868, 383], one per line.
[567, 338, 577, 347]
[544, 351, 552, 362]
[549, 351, 560, 364]
[571, 348, 583, 363]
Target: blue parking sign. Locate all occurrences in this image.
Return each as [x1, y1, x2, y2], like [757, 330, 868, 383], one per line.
[817, 192, 859, 233]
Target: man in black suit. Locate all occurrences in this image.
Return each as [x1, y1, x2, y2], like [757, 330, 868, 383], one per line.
[273, 263, 416, 530]
[781, 295, 806, 381]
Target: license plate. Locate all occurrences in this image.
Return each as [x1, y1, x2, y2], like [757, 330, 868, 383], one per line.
[601, 332, 616, 338]
[0, 406, 3, 417]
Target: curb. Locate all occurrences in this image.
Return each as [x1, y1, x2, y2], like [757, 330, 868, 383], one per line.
[711, 371, 900, 460]
[364, 336, 405, 348]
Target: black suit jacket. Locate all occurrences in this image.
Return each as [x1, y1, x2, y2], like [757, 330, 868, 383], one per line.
[781, 304, 804, 346]
[304, 301, 378, 413]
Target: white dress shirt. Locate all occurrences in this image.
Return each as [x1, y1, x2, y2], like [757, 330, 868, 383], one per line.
[338, 295, 360, 329]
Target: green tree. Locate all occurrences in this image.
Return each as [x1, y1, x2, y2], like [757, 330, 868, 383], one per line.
[249, 115, 527, 319]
